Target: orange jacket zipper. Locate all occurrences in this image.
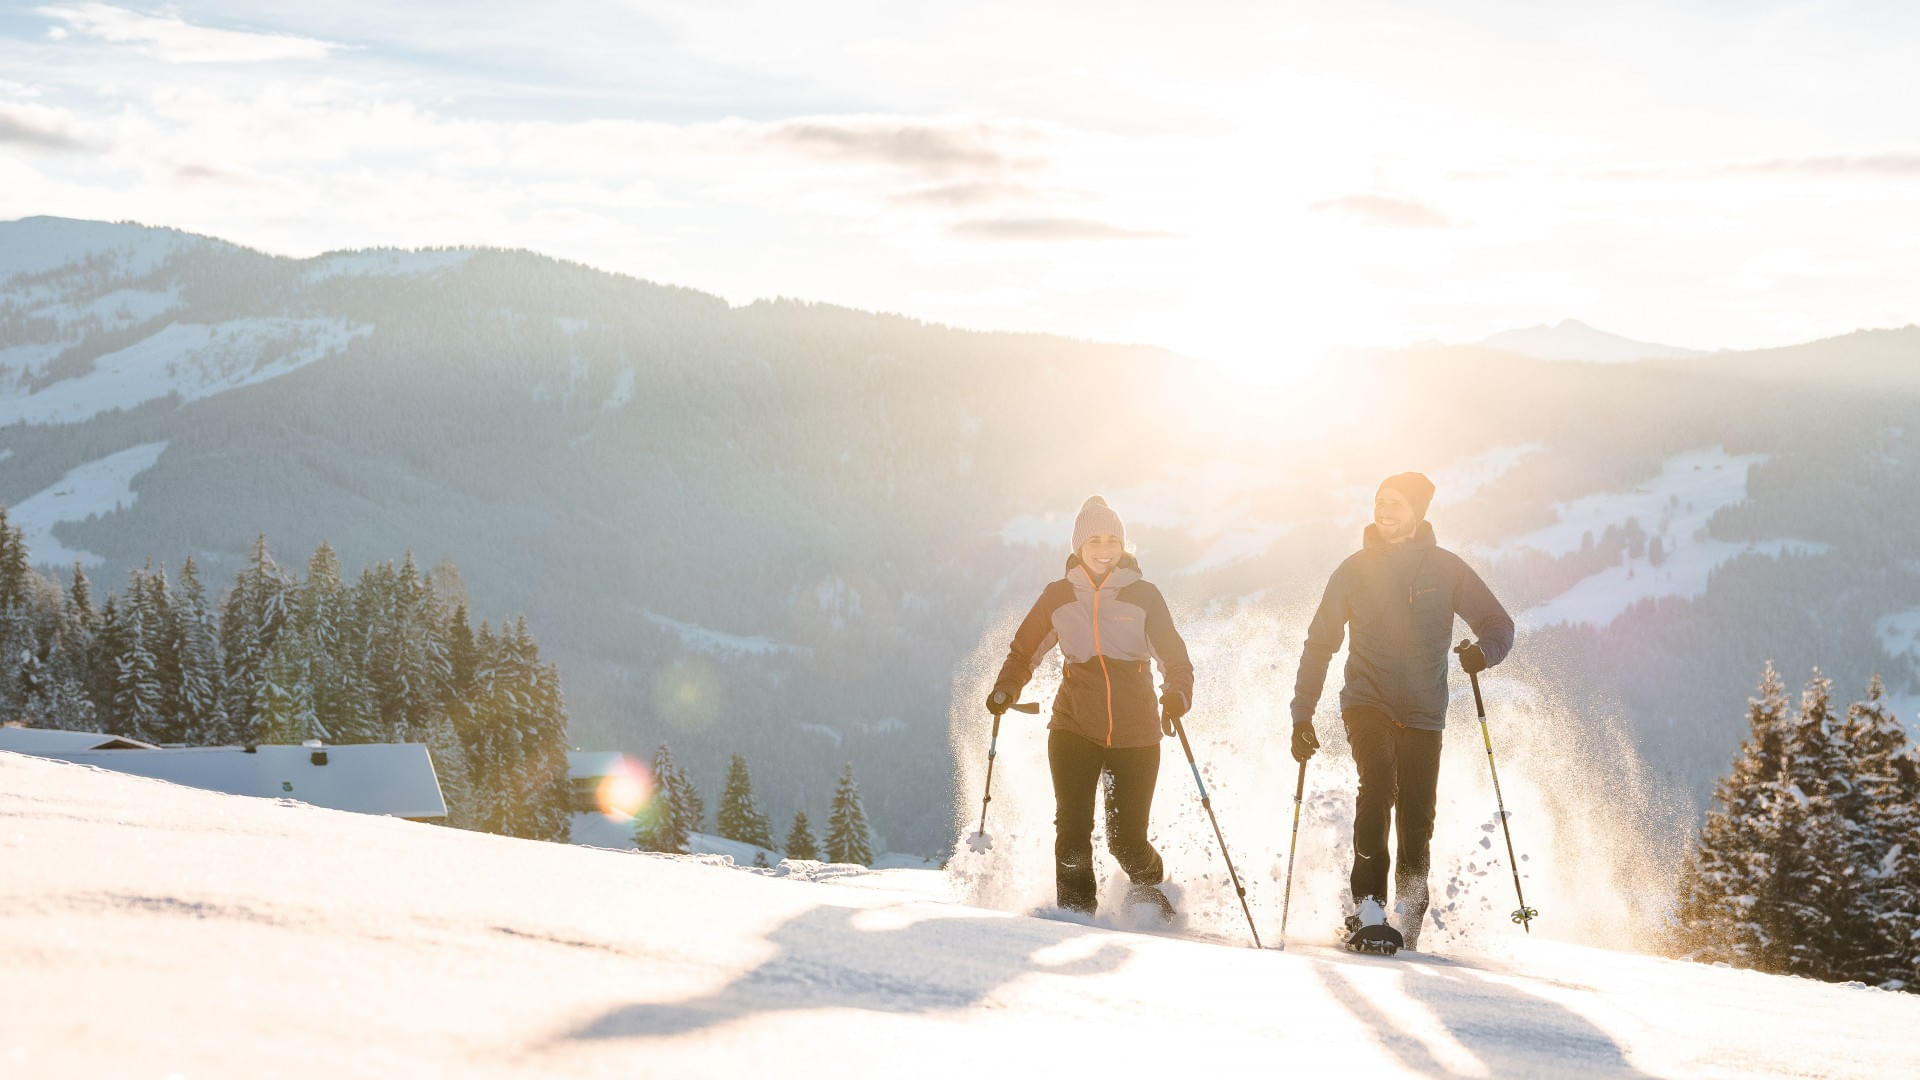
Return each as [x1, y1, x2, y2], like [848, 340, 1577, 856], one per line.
[1084, 566, 1116, 746]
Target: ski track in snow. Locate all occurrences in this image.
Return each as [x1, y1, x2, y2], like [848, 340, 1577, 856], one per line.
[3, 441, 168, 567]
[5, 750, 1917, 1079]
[0, 318, 371, 428]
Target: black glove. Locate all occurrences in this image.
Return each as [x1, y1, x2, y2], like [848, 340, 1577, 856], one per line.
[1291, 721, 1319, 763]
[1456, 641, 1488, 675]
[986, 690, 1012, 716]
[1159, 690, 1188, 736]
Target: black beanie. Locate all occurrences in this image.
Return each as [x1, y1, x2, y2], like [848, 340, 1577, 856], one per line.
[1379, 472, 1436, 519]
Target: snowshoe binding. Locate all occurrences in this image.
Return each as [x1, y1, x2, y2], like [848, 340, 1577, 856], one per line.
[1344, 896, 1403, 956]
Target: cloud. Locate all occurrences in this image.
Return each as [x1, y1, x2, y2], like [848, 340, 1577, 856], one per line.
[767, 118, 1034, 175]
[0, 105, 85, 151]
[37, 3, 340, 63]
[1307, 195, 1451, 228]
[951, 217, 1171, 241]
[1722, 153, 1920, 177]
[888, 182, 1036, 208]
[1596, 153, 1920, 181]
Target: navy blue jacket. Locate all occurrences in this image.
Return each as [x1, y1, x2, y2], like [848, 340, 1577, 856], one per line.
[1290, 522, 1514, 732]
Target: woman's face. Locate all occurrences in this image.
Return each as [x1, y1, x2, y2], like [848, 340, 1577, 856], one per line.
[1079, 533, 1124, 577]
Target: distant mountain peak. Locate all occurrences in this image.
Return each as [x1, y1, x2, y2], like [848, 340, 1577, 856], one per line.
[1478, 319, 1704, 364]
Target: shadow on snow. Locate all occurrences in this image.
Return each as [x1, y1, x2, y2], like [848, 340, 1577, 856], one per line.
[558, 902, 1131, 1040]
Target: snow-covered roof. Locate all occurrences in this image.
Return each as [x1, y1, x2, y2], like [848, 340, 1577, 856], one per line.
[0, 727, 160, 752]
[15, 742, 446, 819]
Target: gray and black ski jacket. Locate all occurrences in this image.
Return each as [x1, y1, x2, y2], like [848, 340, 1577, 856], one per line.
[1291, 522, 1514, 732]
[992, 554, 1194, 749]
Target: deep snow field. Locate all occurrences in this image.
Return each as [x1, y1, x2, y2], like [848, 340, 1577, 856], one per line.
[5, 751, 1918, 1079]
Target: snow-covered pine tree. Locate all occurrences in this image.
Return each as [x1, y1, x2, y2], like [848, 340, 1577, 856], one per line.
[634, 743, 691, 853]
[219, 535, 293, 744]
[716, 753, 775, 849]
[421, 710, 480, 830]
[112, 611, 165, 743]
[86, 596, 129, 733]
[1675, 663, 1792, 967]
[254, 630, 321, 745]
[825, 763, 875, 866]
[784, 810, 819, 861]
[498, 617, 569, 842]
[0, 507, 31, 612]
[172, 557, 224, 745]
[298, 542, 363, 744]
[670, 756, 706, 836]
[137, 563, 185, 744]
[1767, 672, 1858, 981]
[1838, 678, 1920, 987]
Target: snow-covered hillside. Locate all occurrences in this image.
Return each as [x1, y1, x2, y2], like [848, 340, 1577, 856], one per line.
[5, 751, 1916, 1078]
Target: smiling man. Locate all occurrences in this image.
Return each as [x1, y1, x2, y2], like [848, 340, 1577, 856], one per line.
[1288, 472, 1515, 952]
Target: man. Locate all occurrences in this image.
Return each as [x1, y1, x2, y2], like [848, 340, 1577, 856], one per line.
[1289, 472, 1514, 950]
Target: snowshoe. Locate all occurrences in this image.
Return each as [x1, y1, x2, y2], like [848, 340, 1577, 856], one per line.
[1343, 896, 1403, 956]
[1347, 923, 1404, 956]
[1125, 883, 1177, 925]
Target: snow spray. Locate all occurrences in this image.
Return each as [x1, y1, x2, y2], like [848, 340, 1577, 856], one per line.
[948, 600, 1689, 958]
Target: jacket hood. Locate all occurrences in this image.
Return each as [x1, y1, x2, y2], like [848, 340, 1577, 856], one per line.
[1363, 520, 1437, 552]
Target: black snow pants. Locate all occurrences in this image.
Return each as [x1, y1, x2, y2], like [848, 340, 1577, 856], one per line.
[1345, 705, 1443, 925]
[1049, 729, 1164, 914]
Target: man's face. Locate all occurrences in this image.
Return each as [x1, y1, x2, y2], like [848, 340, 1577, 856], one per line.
[1374, 487, 1418, 542]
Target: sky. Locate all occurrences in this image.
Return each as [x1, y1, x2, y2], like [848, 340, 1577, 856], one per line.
[2, 1, 1918, 376]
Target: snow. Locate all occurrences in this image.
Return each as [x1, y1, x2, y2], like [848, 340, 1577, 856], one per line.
[1875, 609, 1920, 661]
[4, 441, 167, 567]
[7, 749, 1919, 1078]
[0, 318, 371, 428]
[0, 217, 201, 284]
[301, 249, 471, 282]
[799, 722, 844, 745]
[602, 366, 636, 412]
[642, 609, 805, 657]
[1500, 448, 1758, 559]
[0, 343, 64, 384]
[1483, 447, 1828, 630]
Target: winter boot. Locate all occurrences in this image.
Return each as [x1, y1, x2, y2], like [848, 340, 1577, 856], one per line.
[1393, 881, 1429, 951]
[1344, 895, 1403, 955]
[1125, 883, 1177, 925]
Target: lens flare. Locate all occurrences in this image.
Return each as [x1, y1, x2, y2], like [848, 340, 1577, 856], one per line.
[595, 756, 652, 821]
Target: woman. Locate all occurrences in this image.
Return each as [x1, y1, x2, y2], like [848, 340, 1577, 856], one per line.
[987, 495, 1195, 917]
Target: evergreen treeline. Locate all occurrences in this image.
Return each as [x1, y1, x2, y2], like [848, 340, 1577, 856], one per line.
[633, 748, 871, 866]
[0, 513, 570, 842]
[1673, 663, 1920, 990]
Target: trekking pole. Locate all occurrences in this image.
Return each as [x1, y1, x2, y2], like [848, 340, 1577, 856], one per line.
[1277, 757, 1308, 950]
[1170, 716, 1263, 948]
[1457, 640, 1538, 933]
[967, 700, 1039, 853]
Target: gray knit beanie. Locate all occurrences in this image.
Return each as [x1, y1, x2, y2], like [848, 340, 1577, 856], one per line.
[1071, 495, 1125, 553]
